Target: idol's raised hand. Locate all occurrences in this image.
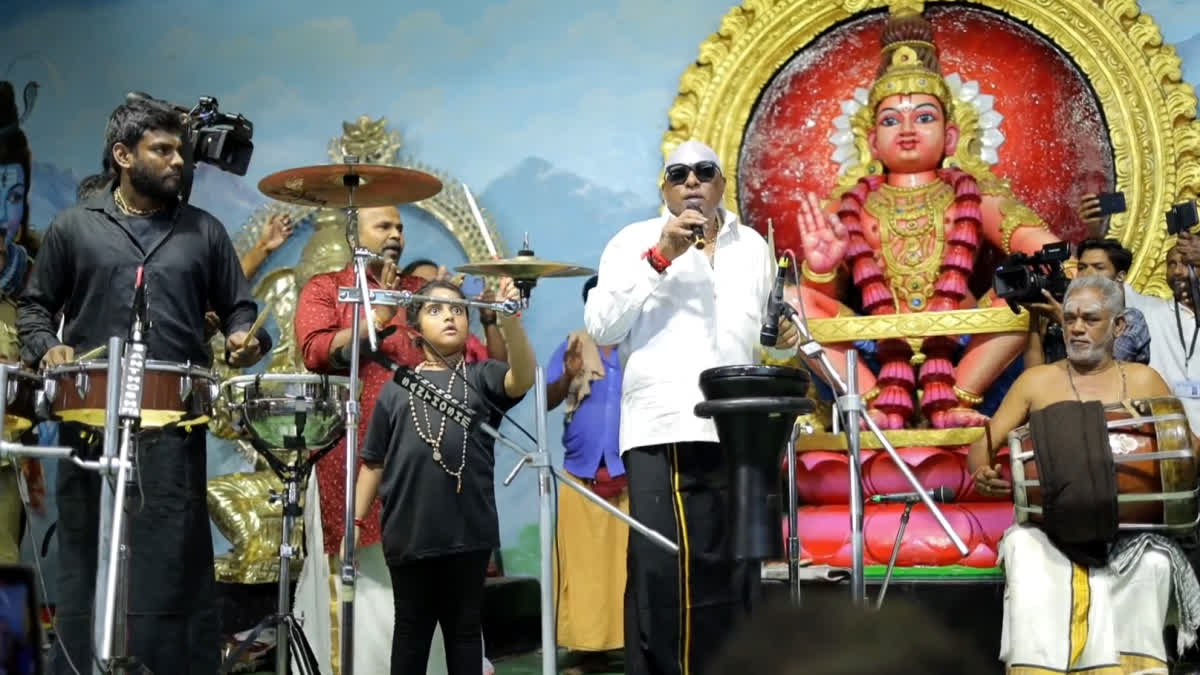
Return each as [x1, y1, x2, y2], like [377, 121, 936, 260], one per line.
[798, 192, 847, 277]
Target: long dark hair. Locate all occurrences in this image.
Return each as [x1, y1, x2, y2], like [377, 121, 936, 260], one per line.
[76, 98, 184, 201]
[406, 280, 469, 344]
[0, 82, 38, 255]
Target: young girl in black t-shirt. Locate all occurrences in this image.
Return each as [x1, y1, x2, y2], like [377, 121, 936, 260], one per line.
[354, 277, 534, 675]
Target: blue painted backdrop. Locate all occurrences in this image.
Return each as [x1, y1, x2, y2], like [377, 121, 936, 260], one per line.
[8, 0, 1200, 590]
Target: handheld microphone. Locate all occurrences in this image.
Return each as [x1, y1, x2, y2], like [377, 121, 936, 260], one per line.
[870, 486, 956, 504]
[683, 198, 706, 249]
[760, 257, 790, 347]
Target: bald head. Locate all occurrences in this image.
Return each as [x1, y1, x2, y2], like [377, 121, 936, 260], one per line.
[358, 206, 405, 260]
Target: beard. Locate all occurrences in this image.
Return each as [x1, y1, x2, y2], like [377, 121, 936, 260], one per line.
[1066, 333, 1115, 368]
[128, 161, 180, 203]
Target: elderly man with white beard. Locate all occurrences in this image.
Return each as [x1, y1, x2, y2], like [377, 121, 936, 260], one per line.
[968, 275, 1200, 674]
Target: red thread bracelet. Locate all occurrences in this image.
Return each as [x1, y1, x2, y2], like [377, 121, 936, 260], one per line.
[354, 518, 367, 529]
[642, 246, 670, 274]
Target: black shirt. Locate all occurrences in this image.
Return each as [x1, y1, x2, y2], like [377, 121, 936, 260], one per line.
[17, 188, 267, 367]
[362, 360, 523, 564]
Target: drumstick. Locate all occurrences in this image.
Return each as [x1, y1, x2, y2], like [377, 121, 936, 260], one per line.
[70, 345, 107, 363]
[244, 300, 274, 342]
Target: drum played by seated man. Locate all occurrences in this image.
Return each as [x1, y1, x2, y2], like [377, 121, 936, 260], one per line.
[1009, 396, 1199, 534]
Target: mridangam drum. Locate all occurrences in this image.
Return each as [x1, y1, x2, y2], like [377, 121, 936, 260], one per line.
[220, 374, 351, 452]
[1008, 397, 1199, 533]
[43, 360, 217, 428]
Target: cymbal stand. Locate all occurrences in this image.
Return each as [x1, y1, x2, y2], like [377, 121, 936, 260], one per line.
[339, 154, 373, 675]
[783, 305, 969, 606]
[336, 288, 679, 675]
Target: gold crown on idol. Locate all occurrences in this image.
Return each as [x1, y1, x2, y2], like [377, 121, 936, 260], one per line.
[867, 3, 953, 116]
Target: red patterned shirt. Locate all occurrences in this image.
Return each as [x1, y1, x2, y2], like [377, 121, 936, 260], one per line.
[295, 264, 489, 553]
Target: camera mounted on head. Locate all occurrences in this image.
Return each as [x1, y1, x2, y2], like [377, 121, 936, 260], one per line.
[124, 92, 254, 204]
[994, 241, 1072, 314]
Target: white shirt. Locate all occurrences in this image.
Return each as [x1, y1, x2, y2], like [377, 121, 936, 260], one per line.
[584, 209, 778, 452]
[1141, 293, 1200, 435]
[1123, 282, 1154, 313]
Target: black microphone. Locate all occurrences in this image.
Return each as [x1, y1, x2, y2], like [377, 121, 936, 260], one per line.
[683, 198, 706, 249]
[870, 486, 956, 504]
[760, 257, 789, 347]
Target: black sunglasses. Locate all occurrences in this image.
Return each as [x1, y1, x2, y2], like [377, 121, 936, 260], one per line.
[664, 161, 721, 186]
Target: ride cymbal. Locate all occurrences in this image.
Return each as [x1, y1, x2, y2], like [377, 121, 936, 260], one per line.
[258, 164, 443, 208]
[456, 255, 595, 280]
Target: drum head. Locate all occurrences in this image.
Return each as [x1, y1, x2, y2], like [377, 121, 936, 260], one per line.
[221, 374, 352, 452]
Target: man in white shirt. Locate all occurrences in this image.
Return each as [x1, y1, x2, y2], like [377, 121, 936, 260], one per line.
[1138, 238, 1200, 435]
[585, 140, 798, 675]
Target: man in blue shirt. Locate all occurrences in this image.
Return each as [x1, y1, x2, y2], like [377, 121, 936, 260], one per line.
[1025, 238, 1151, 366]
[546, 275, 626, 674]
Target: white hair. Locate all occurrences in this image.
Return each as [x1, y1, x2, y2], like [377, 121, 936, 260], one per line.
[1064, 275, 1124, 318]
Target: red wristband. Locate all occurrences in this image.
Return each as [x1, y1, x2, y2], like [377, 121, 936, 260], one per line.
[354, 518, 367, 529]
[642, 246, 671, 274]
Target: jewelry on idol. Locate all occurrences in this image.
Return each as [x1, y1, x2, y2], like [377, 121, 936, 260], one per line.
[412, 358, 469, 493]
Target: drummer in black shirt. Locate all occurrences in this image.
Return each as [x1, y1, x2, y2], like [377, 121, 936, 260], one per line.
[16, 98, 269, 674]
[353, 277, 535, 675]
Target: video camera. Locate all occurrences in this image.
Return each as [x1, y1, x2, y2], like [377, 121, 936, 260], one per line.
[125, 92, 254, 176]
[993, 241, 1072, 313]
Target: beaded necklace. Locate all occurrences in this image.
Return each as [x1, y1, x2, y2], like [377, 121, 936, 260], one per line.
[411, 357, 469, 493]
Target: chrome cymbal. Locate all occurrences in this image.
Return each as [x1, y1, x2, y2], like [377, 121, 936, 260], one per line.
[455, 255, 595, 280]
[258, 164, 443, 208]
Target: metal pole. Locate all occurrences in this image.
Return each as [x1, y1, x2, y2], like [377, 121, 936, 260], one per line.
[340, 303, 362, 675]
[786, 422, 802, 605]
[96, 337, 126, 670]
[275, 474, 298, 674]
[840, 351, 866, 606]
[533, 367, 557, 675]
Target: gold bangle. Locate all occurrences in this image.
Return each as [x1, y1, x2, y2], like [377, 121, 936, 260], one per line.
[864, 386, 881, 403]
[802, 261, 837, 284]
[954, 386, 984, 407]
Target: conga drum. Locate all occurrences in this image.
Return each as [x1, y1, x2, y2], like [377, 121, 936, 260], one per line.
[1008, 397, 1199, 534]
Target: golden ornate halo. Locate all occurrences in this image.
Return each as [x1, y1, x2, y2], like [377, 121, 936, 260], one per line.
[662, 0, 1200, 299]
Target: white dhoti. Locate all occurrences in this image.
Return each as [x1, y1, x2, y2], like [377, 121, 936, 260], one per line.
[999, 524, 1172, 674]
[293, 478, 495, 674]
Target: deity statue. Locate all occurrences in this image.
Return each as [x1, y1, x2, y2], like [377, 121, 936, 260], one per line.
[795, 7, 1060, 430]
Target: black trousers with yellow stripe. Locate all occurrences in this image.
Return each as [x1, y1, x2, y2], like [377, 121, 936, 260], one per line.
[624, 442, 752, 675]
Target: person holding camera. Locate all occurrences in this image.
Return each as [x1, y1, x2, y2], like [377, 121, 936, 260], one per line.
[1023, 238, 1150, 367]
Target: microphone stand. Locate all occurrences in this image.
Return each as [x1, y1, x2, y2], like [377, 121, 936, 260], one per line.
[783, 304, 969, 606]
[96, 278, 151, 674]
[875, 499, 916, 610]
[336, 286, 679, 675]
[0, 337, 133, 674]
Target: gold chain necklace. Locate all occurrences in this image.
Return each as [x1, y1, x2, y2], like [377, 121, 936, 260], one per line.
[113, 187, 163, 217]
[411, 359, 469, 493]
